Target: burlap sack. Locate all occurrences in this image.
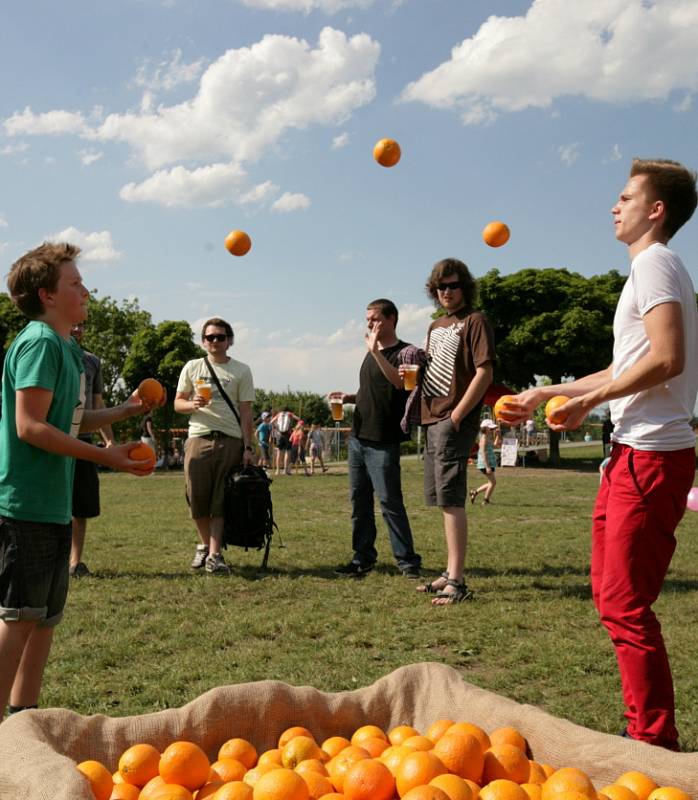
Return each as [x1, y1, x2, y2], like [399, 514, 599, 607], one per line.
[0, 662, 695, 799]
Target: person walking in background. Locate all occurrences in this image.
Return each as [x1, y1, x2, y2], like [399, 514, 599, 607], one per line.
[470, 418, 498, 506]
[69, 321, 116, 578]
[308, 422, 328, 475]
[332, 298, 422, 579]
[289, 420, 310, 476]
[409, 259, 495, 605]
[255, 410, 272, 469]
[174, 317, 255, 575]
[504, 159, 698, 750]
[270, 407, 299, 476]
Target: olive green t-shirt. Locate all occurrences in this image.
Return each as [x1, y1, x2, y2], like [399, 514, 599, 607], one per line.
[0, 321, 85, 524]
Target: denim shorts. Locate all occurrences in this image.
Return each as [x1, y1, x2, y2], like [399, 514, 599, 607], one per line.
[423, 417, 479, 507]
[0, 516, 72, 626]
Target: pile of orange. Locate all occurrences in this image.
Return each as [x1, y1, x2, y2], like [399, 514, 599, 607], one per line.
[73, 720, 693, 800]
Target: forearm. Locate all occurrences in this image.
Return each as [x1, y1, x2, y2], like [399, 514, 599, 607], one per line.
[99, 425, 116, 446]
[18, 420, 114, 466]
[80, 404, 137, 433]
[535, 367, 614, 401]
[452, 364, 493, 425]
[578, 352, 682, 410]
[370, 349, 403, 390]
[240, 403, 254, 447]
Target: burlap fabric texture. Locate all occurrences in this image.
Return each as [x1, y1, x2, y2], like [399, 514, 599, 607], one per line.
[0, 662, 696, 799]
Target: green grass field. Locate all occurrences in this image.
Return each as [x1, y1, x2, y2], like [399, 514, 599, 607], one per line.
[46, 451, 698, 749]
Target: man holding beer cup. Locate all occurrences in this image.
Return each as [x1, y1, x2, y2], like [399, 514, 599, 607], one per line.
[175, 317, 255, 574]
[332, 299, 422, 579]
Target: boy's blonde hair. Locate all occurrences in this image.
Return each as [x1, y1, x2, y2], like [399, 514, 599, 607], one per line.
[7, 242, 81, 319]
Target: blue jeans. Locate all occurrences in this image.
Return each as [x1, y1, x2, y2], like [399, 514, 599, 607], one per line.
[348, 436, 420, 570]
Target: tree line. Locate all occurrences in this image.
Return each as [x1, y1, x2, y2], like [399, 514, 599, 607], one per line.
[7, 267, 692, 455]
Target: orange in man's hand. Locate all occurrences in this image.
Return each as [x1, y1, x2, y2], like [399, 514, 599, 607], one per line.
[493, 395, 517, 423]
[128, 442, 156, 468]
[545, 395, 571, 425]
[373, 138, 401, 168]
[138, 378, 165, 404]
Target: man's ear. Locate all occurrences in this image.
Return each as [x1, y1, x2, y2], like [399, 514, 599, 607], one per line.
[648, 199, 665, 222]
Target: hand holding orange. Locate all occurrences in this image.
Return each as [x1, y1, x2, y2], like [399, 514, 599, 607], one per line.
[493, 395, 517, 423]
[138, 378, 165, 405]
[545, 395, 571, 425]
[128, 442, 157, 469]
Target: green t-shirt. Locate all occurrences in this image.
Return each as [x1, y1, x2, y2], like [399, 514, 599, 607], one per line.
[0, 320, 85, 524]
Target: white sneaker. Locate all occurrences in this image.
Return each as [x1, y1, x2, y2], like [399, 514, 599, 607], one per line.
[191, 544, 209, 569]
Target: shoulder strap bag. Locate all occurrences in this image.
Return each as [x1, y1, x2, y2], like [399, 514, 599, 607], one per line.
[203, 356, 241, 427]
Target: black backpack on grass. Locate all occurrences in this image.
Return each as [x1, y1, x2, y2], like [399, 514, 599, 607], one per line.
[223, 465, 278, 568]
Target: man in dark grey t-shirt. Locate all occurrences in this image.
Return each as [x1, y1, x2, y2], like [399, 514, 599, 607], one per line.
[331, 298, 421, 578]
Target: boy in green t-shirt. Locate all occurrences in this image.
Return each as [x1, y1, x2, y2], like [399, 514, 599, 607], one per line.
[0, 242, 160, 719]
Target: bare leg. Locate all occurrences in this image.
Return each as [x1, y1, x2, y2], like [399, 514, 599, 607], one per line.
[9, 625, 54, 708]
[70, 517, 87, 568]
[0, 620, 36, 715]
[193, 517, 211, 548]
[433, 506, 467, 605]
[208, 517, 225, 556]
[483, 473, 496, 502]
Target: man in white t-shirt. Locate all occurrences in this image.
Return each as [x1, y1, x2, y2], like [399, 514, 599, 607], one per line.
[174, 318, 255, 574]
[505, 159, 697, 749]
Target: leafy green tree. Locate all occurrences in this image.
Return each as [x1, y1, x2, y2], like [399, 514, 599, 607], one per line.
[81, 293, 152, 405]
[254, 389, 332, 426]
[477, 268, 626, 462]
[121, 320, 203, 449]
[0, 293, 27, 371]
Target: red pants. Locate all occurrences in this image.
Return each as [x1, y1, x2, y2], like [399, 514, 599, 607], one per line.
[591, 444, 695, 749]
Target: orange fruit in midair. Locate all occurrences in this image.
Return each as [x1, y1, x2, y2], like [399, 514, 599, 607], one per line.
[225, 230, 252, 257]
[482, 221, 510, 247]
[373, 138, 401, 168]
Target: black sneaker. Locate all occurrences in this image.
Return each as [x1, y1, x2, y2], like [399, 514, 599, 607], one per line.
[334, 561, 374, 577]
[400, 564, 421, 580]
[69, 562, 91, 578]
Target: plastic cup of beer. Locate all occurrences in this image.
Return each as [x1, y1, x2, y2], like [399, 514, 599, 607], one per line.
[403, 365, 419, 391]
[195, 379, 212, 404]
[330, 399, 344, 421]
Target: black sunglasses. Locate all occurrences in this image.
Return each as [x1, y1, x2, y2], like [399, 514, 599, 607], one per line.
[436, 282, 463, 292]
[203, 333, 229, 343]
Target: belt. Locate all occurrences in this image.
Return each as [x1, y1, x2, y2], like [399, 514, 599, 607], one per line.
[199, 431, 233, 440]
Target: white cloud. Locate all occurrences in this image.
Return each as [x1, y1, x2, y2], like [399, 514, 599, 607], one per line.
[606, 143, 623, 163]
[270, 191, 310, 212]
[332, 131, 350, 149]
[239, 0, 375, 12]
[0, 141, 29, 156]
[674, 93, 693, 112]
[134, 48, 206, 92]
[79, 149, 103, 166]
[240, 180, 280, 205]
[558, 142, 581, 166]
[0, 213, 7, 227]
[401, 0, 698, 124]
[119, 162, 247, 207]
[12, 27, 378, 170]
[47, 227, 122, 263]
[4, 108, 91, 137]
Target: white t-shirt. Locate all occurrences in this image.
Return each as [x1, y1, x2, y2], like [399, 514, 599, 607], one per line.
[610, 243, 698, 451]
[177, 357, 255, 439]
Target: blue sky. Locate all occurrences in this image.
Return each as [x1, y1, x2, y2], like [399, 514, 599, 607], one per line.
[2, 0, 697, 393]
